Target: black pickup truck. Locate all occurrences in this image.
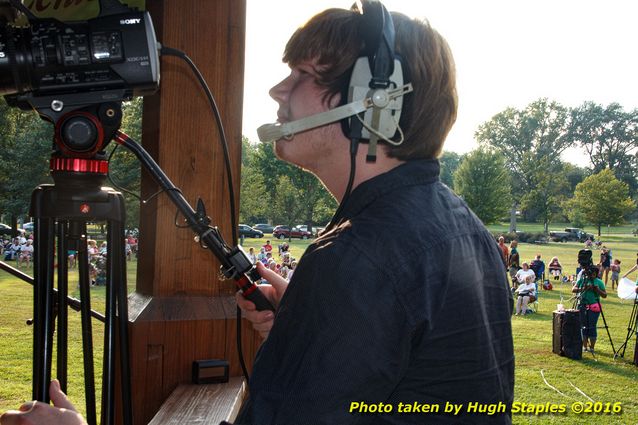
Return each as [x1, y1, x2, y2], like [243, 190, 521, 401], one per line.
[549, 227, 594, 242]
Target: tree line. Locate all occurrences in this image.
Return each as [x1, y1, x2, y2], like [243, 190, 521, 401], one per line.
[239, 138, 336, 230]
[1, 97, 636, 237]
[446, 98, 637, 235]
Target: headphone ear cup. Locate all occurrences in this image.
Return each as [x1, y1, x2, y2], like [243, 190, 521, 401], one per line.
[346, 56, 406, 141]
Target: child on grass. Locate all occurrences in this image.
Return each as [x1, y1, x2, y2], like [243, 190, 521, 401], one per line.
[610, 258, 621, 290]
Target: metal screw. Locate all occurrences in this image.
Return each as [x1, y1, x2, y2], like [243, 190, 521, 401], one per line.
[51, 100, 64, 112]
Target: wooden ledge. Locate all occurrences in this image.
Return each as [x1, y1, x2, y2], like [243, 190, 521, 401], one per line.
[148, 377, 246, 425]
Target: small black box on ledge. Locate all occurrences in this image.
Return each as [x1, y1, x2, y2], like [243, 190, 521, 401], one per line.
[192, 359, 229, 384]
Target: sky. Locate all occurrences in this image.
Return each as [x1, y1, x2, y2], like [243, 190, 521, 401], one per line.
[243, 0, 638, 161]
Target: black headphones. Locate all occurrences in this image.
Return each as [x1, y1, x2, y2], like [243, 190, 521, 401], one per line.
[342, 0, 409, 161]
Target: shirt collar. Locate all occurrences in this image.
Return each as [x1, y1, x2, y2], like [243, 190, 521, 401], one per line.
[336, 158, 440, 221]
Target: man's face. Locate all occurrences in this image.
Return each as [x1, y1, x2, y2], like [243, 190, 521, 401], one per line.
[268, 60, 344, 171]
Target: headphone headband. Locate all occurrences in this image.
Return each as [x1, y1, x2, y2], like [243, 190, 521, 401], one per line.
[344, 0, 409, 162]
[358, 0, 395, 88]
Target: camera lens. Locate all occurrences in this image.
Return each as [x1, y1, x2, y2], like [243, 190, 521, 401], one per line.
[0, 27, 15, 94]
[1, 9, 160, 105]
[0, 24, 32, 96]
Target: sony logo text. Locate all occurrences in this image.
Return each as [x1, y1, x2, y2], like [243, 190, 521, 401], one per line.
[120, 18, 141, 25]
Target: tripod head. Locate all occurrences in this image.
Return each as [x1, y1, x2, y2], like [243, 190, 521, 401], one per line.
[48, 100, 123, 184]
[24, 98, 125, 196]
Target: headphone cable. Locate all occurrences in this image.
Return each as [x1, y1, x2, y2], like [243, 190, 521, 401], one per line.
[324, 137, 359, 233]
[158, 45, 250, 383]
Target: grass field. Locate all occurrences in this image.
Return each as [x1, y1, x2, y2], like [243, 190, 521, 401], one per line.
[1, 229, 638, 424]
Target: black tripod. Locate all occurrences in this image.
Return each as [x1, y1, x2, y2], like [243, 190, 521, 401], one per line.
[572, 278, 616, 357]
[29, 101, 132, 425]
[614, 294, 638, 360]
[25, 98, 272, 425]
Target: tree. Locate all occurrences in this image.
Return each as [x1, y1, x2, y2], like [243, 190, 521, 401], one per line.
[519, 160, 569, 233]
[561, 163, 588, 195]
[249, 140, 336, 227]
[439, 151, 462, 188]
[288, 166, 336, 228]
[552, 163, 588, 222]
[272, 175, 303, 241]
[476, 98, 573, 226]
[0, 99, 52, 230]
[565, 169, 635, 236]
[453, 148, 511, 224]
[566, 102, 638, 196]
[239, 138, 267, 224]
[107, 98, 143, 229]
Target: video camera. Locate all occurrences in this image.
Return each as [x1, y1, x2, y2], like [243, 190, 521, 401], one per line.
[577, 249, 599, 280]
[0, 0, 159, 158]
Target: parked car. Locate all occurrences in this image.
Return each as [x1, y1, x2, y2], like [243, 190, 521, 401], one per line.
[22, 222, 34, 232]
[294, 225, 324, 237]
[0, 223, 25, 237]
[238, 224, 263, 238]
[273, 225, 313, 240]
[253, 223, 274, 234]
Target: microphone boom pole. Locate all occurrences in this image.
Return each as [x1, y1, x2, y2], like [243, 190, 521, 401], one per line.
[114, 131, 274, 312]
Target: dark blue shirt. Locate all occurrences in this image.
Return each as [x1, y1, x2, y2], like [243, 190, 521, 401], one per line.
[237, 159, 514, 424]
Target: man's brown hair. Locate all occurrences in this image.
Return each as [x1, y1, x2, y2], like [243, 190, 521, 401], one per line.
[283, 8, 458, 160]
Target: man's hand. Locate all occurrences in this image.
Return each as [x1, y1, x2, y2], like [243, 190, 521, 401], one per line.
[236, 261, 289, 339]
[0, 380, 87, 425]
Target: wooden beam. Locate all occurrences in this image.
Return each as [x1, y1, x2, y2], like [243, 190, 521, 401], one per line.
[148, 377, 246, 425]
[138, 0, 246, 297]
[118, 1, 261, 424]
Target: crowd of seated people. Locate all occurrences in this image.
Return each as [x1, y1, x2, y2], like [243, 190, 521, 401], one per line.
[242, 241, 298, 283]
[498, 233, 625, 321]
[2, 235, 34, 269]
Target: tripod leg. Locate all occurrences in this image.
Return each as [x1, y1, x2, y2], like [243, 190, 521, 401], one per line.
[57, 221, 69, 393]
[101, 217, 132, 425]
[109, 219, 133, 425]
[101, 224, 116, 425]
[32, 217, 56, 402]
[597, 303, 616, 354]
[615, 301, 638, 358]
[77, 228, 98, 425]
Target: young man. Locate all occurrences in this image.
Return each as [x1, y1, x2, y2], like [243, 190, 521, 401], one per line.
[236, 4, 513, 425]
[1, 4, 514, 425]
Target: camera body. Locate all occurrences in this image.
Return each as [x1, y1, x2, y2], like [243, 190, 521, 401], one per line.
[577, 249, 599, 281]
[582, 264, 599, 280]
[0, 2, 159, 114]
[0, 10, 159, 101]
[0, 0, 159, 161]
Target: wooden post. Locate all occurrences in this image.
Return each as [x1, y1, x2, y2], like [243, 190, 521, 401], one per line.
[120, 1, 260, 423]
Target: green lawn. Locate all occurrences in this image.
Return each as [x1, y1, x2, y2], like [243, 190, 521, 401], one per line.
[1, 235, 638, 424]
